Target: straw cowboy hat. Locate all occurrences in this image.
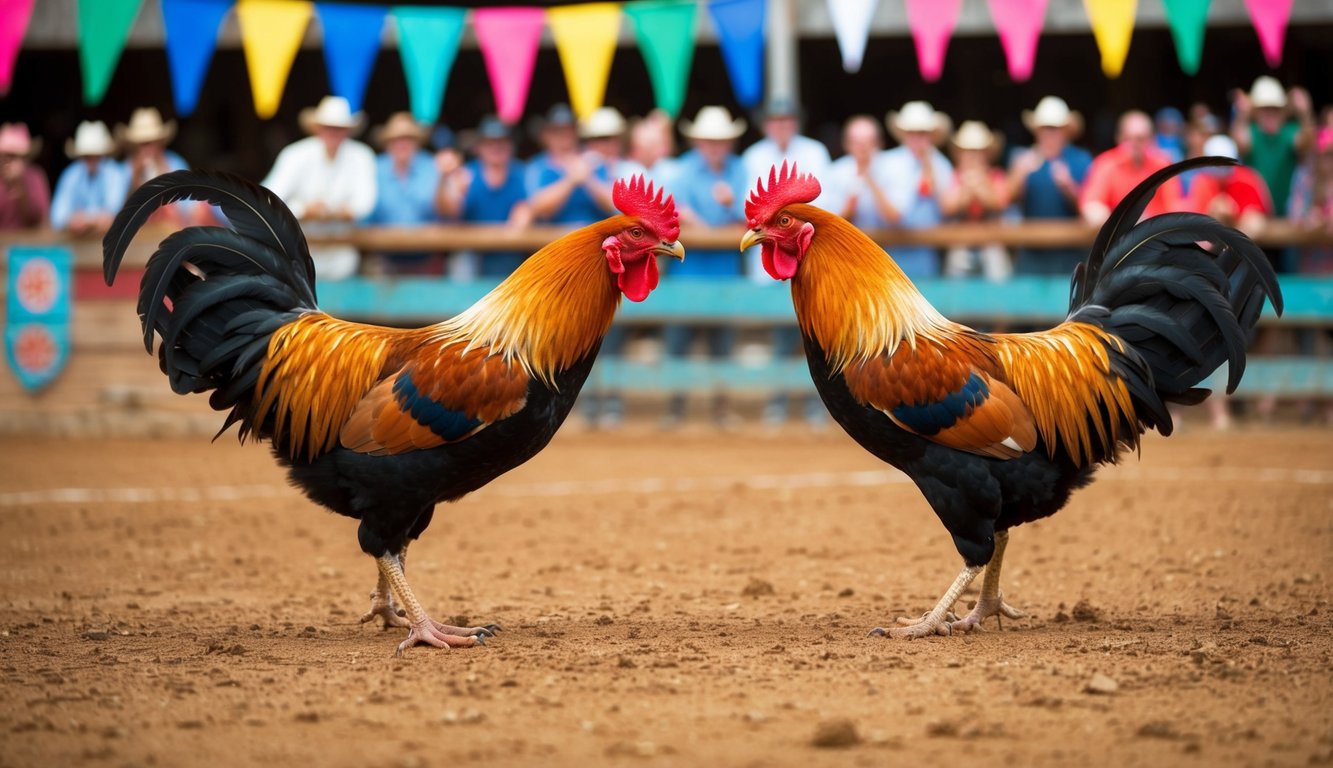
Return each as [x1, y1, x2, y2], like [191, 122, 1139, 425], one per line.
[579, 107, 628, 139]
[951, 120, 1004, 160]
[680, 106, 746, 141]
[886, 101, 952, 144]
[65, 121, 115, 158]
[0, 123, 41, 159]
[298, 96, 365, 134]
[1248, 76, 1287, 110]
[116, 107, 176, 145]
[1022, 96, 1084, 138]
[370, 112, 428, 147]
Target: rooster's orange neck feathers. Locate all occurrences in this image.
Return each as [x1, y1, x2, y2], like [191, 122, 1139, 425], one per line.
[787, 205, 953, 371]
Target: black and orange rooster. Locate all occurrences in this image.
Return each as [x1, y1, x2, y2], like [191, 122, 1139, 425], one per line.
[739, 159, 1281, 638]
[103, 171, 683, 654]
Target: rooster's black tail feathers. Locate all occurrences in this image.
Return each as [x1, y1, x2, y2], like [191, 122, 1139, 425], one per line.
[1068, 157, 1283, 434]
[101, 170, 317, 429]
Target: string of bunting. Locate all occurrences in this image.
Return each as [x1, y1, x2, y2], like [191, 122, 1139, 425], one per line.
[0, 0, 1301, 118]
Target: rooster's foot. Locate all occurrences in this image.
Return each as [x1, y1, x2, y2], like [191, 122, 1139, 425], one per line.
[867, 610, 960, 639]
[396, 618, 489, 656]
[359, 589, 410, 629]
[948, 594, 1026, 634]
[428, 619, 502, 638]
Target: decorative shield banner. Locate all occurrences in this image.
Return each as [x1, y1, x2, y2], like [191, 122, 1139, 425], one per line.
[5, 246, 72, 392]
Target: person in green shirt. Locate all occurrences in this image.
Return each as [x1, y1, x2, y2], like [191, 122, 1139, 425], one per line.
[1230, 76, 1315, 216]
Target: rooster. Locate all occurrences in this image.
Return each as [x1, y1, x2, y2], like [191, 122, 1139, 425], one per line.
[103, 170, 683, 654]
[739, 159, 1281, 639]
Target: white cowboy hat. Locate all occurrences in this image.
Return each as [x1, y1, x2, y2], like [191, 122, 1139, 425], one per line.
[951, 120, 1003, 160]
[579, 107, 628, 139]
[886, 101, 951, 144]
[679, 106, 746, 141]
[1021, 96, 1084, 137]
[298, 96, 365, 134]
[1248, 76, 1287, 109]
[370, 112, 428, 147]
[65, 121, 115, 158]
[116, 107, 177, 145]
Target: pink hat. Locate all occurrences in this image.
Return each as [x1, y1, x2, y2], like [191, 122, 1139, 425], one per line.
[0, 123, 39, 158]
[1317, 127, 1333, 154]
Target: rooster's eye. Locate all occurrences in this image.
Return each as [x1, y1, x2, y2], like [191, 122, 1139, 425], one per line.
[629, 227, 644, 239]
[778, 215, 792, 227]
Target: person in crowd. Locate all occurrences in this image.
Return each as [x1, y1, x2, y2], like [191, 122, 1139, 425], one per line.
[941, 121, 1011, 281]
[661, 106, 751, 430]
[580, 106, 629, 178]
[1153, 106, 1186, 162]
[262, 96, 376, 279]
[1179, 113, 1221, 196]
[1080, 110, 1183, 227]
[878, 100, 953, 278]
[364, 112, 441, 274]
[1289, 127, 1333, 274]
[1185, 134, 1272, 238]
[117, 107, 195, 225]
[620, 110, 678, 186]
[526, 103, 613, 225]
[1006, 96, 1092, 275]
[0, 122, 49, 229]
[436, 116, 532, 278]
[1230, 76, 1315, 217]
[825, 115, 891, 229]
[50, 120, 128, 236]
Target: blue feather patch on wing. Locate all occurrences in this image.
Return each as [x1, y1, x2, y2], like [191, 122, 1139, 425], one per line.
[890, 373, 989, 435]
[393, 372, 483, 441]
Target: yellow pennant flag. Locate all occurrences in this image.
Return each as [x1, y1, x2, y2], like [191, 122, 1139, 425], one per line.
[547, 3, 623, 120]
[1083, 0, 1137, 78]
[236, 0, 314, 118]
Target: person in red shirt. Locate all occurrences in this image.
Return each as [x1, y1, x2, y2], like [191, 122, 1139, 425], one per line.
[0, 122, 50, 230]
[1185, 134, 1271, 238]
[1080, 110, 1183, 226]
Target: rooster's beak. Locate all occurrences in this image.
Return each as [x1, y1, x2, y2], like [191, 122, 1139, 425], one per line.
[655, 241, 686, 261]
[739, 228, 764, 252]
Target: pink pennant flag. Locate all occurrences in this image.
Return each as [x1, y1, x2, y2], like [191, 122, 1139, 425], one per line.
[987, 0, 1047, 82]
[905, 0, 962, 82]
[1244, 0, 1292, 68]
[0, 0, 36, 95]
[473, 7, 546, 124]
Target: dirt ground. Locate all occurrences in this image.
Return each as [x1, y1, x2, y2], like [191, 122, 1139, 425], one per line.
[0, 425, 1330, 768]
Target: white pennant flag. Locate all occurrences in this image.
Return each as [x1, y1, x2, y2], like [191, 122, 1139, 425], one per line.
[827, 0, 879, 73]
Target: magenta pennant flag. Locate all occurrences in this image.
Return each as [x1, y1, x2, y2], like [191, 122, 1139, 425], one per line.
[905, 0, 962, 82]
[0, 0, 36, 95]
[986, 0, 1047, 82]
[1244, 0, 1293, 68]
[473, 7, 545, 124]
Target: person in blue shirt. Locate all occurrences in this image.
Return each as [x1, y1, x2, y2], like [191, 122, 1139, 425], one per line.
[365, 112, 441, 273]
[1006, 96, 1093, 275]
[660, 106, 751, 429]
[117, 107, 200, 225]
[878, 101, 954, 279]
[525, 104, 614, 226]
[51, 121, 128, 236]
[437, 116, 532, 278]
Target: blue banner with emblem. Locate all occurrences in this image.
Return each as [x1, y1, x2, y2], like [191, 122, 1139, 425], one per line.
[5, 246, 72, 392]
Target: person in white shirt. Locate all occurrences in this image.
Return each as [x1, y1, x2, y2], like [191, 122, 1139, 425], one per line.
[262, 96, 377, 279]
[824, 115, 896, 228]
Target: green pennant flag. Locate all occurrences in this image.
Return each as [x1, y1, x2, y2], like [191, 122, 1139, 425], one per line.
[1163, 0, 1210, 75]
[626, 0, 697, 119]
[77, 0, 144, 104]
[393, 6, 467, 125]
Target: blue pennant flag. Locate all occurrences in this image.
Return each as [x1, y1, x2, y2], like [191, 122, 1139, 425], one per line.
[317, 3, 389, 114]
[5, 246, 72, 392]
[162, 0, 233, 117]
[393, 6, 467, 126]
[708, 0, 766, 108]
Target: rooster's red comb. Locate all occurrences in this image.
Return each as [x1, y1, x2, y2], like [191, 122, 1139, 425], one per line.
[613, 175, 680, 242]
[745, 161, 822, 227]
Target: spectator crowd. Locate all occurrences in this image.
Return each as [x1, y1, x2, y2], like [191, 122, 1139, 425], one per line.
[3, 76, 1331, 428]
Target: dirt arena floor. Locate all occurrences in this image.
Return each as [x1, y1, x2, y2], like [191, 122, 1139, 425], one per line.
[0, 425, 1330, 768]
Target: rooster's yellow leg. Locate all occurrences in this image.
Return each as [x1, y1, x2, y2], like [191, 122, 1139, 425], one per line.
[374, 554, 500, 656]
[872, 565, 984, 639]
[947, 530, 1027, 633]
[360, 544, 410, 629]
